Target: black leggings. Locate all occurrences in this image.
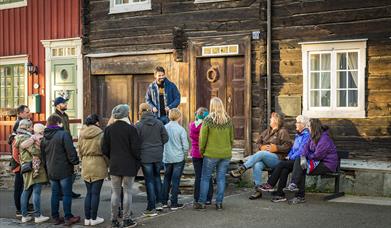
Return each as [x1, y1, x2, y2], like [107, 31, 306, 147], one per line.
[267, 160, 294, 196]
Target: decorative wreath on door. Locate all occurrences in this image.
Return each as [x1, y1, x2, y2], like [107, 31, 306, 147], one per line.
[206, 67, 219, 83]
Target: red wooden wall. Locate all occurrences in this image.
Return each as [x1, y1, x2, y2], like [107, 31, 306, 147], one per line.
[0, 0, 82, 121]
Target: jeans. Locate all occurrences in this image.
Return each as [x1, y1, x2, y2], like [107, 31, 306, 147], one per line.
[199, 157, 230, 204]
[50, 176, 73, 219]
[14, 172, 24, 211]
[192, 158, 213, 202]
[158, 115, 169, 125]
[21, 183, 42, 217]
[291, 159, 331, 197]
[243, 151, 280, 186]
[161, 161, 185, 205]
[267, 160, 294, 196]
[142, 162, 162, 210]
[110, 176, 134, 220]
[84, 180, 104, 220]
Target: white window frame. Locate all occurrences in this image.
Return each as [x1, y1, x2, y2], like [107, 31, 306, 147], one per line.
[0, 55, 28, 107]
[194, 0, 230, 3]
[0, 0, 27, 10]
[300, 39, 367, 118]
[109, 0, 151, 14]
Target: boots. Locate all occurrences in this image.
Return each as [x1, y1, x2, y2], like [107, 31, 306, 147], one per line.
[230, 165, 247, 178]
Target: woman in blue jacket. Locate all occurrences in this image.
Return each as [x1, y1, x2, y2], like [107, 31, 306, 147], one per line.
[257, 115, 310, 202]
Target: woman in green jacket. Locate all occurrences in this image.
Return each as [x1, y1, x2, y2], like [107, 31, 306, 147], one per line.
[194, 97, 234, 211]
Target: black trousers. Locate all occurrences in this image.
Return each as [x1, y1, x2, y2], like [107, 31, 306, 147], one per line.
[291, 158, 331, 197]
[267, 160, 294, 196]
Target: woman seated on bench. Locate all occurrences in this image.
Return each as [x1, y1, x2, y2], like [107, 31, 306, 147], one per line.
[257, 115, 311, 202]
[284, 118, 338, 204]
[230, 112, 292, 200]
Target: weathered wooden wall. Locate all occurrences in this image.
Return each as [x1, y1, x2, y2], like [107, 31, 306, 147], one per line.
[271, 0, 391, 161]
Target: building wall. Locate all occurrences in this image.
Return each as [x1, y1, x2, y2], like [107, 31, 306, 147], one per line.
[0, 0, 82, 121]
[270, 0, 391, 160]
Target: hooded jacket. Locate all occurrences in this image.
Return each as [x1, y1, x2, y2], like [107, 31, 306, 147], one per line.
[135, 112, 169, 163]
[102, 120, 140, 177]
[41, 126, 79, 180]
[78, 125, 108, 182]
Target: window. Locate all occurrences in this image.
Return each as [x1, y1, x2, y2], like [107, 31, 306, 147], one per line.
[109, 0, 151, 14]
[0, 0, 27, 10]
[301, 40, 366, 118]
[0, 62, 26, 108]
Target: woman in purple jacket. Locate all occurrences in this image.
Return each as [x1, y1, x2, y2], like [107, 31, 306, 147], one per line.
[189, 107, 213, 204]
[284, 118, 338, 204]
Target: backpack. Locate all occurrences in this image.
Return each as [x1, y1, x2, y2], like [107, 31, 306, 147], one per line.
[9, 139, 21, 173]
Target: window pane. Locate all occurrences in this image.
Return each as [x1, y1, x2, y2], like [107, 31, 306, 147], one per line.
[310, 91, 319, 107]
[348, 71, 358, 88]
[0, 99, 4, 107]
[337, 53, 347, 70]
[348, 90, 358, 107]
[311, 73, 319, 89]
[321, 72, 330, 89]
[337, 71, 347, 88]
[321, 91, 330, 106]
[115, 0, 122, 4]
[337, 90, 347, 107]
[321, 54, 330, 70]
[123, 0, 129, 3]
[348, 52, 358, 70]
[14, 88, 19, 96]
[310, 54, 319, 71]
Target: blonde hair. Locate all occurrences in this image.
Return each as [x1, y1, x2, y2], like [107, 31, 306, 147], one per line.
[209, 97, 230, 125]
[18, 119, 33, 130]
[271, 112, 284, 129]
[139, 103, 151, 114]
[33, 123, 45, 134]
[169, 108, 182, 121]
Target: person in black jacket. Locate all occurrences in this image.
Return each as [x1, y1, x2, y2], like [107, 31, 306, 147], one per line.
[41, 115, 80, 226]
[135, 103, 169, 217]
[102, 104, 140, 228]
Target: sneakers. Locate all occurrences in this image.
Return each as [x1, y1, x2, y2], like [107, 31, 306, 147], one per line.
[215, 203, 223, 211]
[84, 219, 91, 226]
[283, 183, 299, 192]
[193, 202, 206, 210]
[64, 215, 80, 226]
[90, 217, 104, 226]
[111, 220, 120, 228]
[288, 196, 306, 205]
[271, 195, 287, 203]
[230, 165, 246, 178]
[155, 203, 164, 211]
[249, 190, 262, 200]
[143, 209, 158, 217]
[205, 201, 212, 205]
[21, 216, 32, 223]
[162, 203, 169, 209]
[258, 183, 274, 192]
[35, 215, 50, 223]
[16, 210, 22, 217]
[170, 203, 184, 210]
[123, 219, 137, 228]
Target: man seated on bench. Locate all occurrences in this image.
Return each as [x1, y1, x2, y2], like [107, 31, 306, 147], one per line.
[257, 115, 311, 203]
[230, 112, 292, 200]
[284, 118, 338, 204]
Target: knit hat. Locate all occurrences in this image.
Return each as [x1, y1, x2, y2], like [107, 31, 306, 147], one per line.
[112, 104, 130, 119]
[33, 123, 45, 134]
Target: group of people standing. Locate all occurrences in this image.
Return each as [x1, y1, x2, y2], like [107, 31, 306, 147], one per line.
[8, 65, 338, 228]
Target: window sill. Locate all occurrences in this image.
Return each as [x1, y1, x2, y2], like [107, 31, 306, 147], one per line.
[109, 4, 151, 14]
[0, 1, 27, 10]
[303, 110, 366, 118]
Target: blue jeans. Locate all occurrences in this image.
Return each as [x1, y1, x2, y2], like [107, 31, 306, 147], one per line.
[158, 115, 169, 125]
[243, 151, 280, 186]
[21, 183, 42, 217]
[84, 180, 103, 220]
[50, 176, 73, 219]
[192, 158, 213, 203]
[199, 157, 230, 204]
[142, 162, 162, 210]
[161, 161, 185, 205]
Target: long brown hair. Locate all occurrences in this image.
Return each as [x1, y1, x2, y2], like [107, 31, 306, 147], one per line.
[310, 118, 329, 144]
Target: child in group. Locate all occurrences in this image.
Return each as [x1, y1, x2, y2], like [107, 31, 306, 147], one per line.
[161, 108, 189, 210]
[189, 107, 214, 204]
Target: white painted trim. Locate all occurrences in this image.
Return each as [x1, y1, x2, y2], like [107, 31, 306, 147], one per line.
[109, 0, 151, 14]
[86, 49, 174, 58]
[41, 38, 83, 121]
[299, 39, 368, 45]
[194, 0, 229, 4]
[0, 55, 28, 107]
[301, 40, 367, 118]
[0, 0, 27, 10]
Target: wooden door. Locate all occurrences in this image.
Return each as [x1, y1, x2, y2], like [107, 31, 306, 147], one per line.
[132, 74, 154, 123]
[196, 56, 246, 148]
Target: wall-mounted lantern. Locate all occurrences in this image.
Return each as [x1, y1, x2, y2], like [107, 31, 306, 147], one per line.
[27, 61, 38, 75]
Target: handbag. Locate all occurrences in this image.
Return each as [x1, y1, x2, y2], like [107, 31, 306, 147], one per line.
[21, 161, 33, 174]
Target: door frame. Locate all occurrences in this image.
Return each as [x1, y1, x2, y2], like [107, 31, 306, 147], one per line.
[41, 38, 83, 120]
[188, 34, 252, 154]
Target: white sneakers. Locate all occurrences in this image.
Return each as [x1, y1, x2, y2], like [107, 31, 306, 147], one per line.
[85, 217, 105, 226]
[34, 215, 50, 223]
[21, 215, 49, 224]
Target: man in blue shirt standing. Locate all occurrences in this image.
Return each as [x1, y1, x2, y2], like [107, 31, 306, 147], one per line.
[145, 66, 181, 125]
